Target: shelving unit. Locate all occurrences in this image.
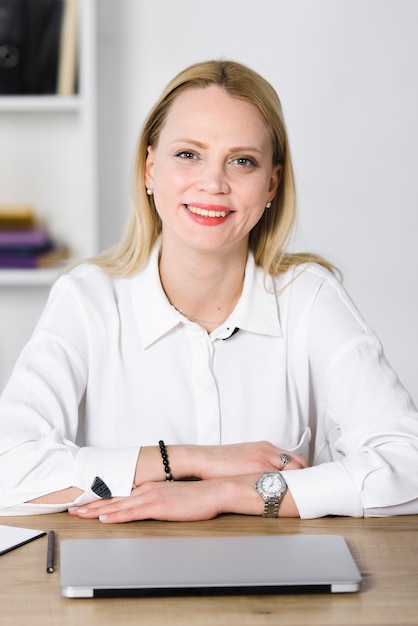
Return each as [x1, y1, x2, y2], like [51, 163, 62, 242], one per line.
[0, 0, 97, 389]
[0, 95, 81, 113]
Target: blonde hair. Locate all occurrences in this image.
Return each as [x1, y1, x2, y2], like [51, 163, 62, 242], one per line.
[92, 59, 336, 276]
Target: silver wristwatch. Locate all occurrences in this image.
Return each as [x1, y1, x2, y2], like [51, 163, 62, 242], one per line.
[255, 471, 287, 517]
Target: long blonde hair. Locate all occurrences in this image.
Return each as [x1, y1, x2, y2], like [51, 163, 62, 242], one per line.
[92, 59, 335, 276]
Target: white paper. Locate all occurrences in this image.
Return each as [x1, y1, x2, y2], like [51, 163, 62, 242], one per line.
[0, 525, 46, 555]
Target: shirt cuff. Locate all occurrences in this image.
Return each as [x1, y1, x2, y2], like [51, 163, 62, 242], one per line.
[0, 502, 70, 516]
[283, 462, 364, 519]
[74, 446, 140, 498]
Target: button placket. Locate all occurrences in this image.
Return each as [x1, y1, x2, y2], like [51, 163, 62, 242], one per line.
[189, 327, 221, 444]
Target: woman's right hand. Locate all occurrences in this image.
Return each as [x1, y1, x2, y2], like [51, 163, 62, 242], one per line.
[134, 441, 308, 486]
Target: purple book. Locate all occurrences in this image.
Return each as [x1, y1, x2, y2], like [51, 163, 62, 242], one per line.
[0, 255, 40, 268]
[0, 226, 50, 248]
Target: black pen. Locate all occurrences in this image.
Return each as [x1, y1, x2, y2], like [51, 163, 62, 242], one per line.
[46, 530, 55, 573]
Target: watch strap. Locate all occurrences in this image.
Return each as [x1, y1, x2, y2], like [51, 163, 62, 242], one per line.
[263, 499, 280, 518]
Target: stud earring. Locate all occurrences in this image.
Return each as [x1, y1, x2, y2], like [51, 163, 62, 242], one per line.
[146, 188, 153, 196]
[265, 201, 272, 209]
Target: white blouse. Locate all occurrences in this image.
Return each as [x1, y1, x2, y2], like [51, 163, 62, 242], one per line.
[1, 243, 417, 518]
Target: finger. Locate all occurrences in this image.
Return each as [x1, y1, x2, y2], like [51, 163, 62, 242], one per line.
[72, 483, 165, 520]
[68, 497, 125, 518]
[94, 488, 172, 523]
[98, 505, 149, 524]
[254, 442, 308, 471]
[98, 504, 146, 524]
[275, 450, 309, 470]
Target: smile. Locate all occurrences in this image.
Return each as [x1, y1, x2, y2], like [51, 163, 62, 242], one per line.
[186, 205, 230, 218]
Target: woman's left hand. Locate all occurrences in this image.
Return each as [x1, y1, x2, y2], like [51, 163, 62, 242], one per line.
[68, 474, 300, 523]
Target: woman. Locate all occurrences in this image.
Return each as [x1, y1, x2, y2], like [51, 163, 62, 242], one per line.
[0, 60, 417, 521]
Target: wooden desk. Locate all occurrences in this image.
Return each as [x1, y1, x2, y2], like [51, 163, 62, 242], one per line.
[1, 513, 417, 626]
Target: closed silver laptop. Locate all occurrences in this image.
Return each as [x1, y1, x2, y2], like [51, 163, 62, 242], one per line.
[60, 534, 362, 598]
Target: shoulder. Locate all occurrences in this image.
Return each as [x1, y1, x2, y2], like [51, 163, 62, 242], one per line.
[54, 263, 120, 293]
[46, 263, 126, 313]
[38, 263, 137, 333]
[272, 261, 342, 297]
[272, 262, 374, 338]
[62, 262, 114, 282]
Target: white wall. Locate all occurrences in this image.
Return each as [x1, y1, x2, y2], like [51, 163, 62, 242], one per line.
[97, 0, 418, 404]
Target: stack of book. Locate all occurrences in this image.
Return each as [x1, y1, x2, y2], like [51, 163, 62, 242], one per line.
[0, 0, 79, 96]
[0, 204, 68, 269]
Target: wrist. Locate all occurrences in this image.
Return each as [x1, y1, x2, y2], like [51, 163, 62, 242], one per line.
[217, 474, 264, 516]
[134, 444, 199, 485]
[134, 446, 163, 485]
[219, 474, 300, 518]
[167, 444, 206, 480]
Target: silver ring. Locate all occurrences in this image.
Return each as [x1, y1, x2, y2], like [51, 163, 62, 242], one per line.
[280, 453, 292, 470]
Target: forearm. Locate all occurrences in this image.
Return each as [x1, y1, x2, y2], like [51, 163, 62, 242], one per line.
[134, 441, 308, 486]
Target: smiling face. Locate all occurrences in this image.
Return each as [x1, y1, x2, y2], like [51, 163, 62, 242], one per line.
[144, 85, 281, 259]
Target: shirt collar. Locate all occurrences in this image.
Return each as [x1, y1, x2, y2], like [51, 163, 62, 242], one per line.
[130, 241, 283, 349]
[227, 252, 283, 339]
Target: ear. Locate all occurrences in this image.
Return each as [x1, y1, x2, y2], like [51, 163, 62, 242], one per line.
[144, 146, 155, 189]
[267, 163, 282, 201]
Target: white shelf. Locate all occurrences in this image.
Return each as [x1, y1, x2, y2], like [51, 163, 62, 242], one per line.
[0, 96, 81, 113]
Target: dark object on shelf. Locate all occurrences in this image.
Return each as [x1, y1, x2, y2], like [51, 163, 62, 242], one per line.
[0, 0, 67, 95]
[0, 0, 25, 94]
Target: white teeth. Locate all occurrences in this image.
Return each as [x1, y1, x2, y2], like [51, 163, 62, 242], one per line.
[186, 205, 229, 218]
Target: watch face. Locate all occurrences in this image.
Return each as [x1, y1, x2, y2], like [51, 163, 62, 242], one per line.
[261, 473, 282, 495]
[255, 472, 287, 516]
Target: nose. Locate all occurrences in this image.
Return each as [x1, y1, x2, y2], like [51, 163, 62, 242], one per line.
[197, 161, 230, 194]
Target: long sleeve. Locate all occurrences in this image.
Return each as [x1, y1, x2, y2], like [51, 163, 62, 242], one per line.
[0, 269, 139, 515]
[282, 267, 418, 518]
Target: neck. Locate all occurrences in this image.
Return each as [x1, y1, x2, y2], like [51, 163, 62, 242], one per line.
[159, 241, 247, 332]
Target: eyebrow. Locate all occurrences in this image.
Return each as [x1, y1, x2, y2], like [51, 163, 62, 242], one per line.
[170, 138, 264, 155]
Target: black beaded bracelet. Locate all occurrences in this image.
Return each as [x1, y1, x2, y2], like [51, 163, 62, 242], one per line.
[158, 440, 173, 481]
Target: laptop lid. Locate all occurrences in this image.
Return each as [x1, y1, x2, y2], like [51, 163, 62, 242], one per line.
[60, 534, 362, 598]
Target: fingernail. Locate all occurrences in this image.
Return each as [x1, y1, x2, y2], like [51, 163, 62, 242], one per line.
[99, 515, 108, 521]
[77, 508, 88, 514]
